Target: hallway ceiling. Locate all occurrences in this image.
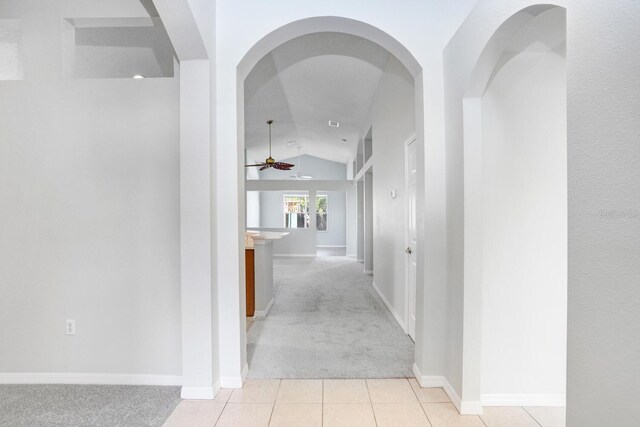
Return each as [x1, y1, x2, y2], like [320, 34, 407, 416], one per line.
[244, 32, 391, 165]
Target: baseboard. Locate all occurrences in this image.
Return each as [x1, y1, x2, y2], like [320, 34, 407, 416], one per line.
[372, 281, 407, 333]
[181, 386, 215, 399]
[273, 254, 316, 257]
[481, 393, 566, 407]
[346, 253, 356, 258]
[316, 245, 346, 248]
[254, 298, 274, 318]
[0, 372, 182, 386]
[219, 363, 249, 389]
[357, 258, 364, 262]
[412, 364, 482, 415]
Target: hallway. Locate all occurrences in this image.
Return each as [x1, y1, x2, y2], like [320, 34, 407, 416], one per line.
[247, 257, 414, 378]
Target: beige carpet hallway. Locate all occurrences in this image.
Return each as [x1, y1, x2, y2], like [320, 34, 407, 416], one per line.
[162, 378, 566, 426]
[246, 256, 415, 378]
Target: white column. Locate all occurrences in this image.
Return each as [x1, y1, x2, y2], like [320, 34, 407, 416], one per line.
[179, 60, 215, 399]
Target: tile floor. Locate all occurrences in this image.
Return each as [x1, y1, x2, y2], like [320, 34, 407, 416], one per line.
[163, 378, 565, 427]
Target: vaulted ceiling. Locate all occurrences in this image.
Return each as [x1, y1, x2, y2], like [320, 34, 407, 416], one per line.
[244, 32, 391, 165]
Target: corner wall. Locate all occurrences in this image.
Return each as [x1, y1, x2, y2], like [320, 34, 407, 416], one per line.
[358, 55, 415, 328]
[0, 0, 181, 381]
[567, 1, 640, 425]
[480, 45, 567, 402]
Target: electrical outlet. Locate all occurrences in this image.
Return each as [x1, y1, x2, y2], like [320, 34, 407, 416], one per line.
[66, 319, 75, 335]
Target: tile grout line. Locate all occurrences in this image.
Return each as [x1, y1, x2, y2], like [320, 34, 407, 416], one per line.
[267, 379, 280, 426]
[521, 406, 543, 427]
[213, 388, 231, 427]
[364, 379, 379, 427]
[321, 379, 324, 427]
[479, 412, 489, 427]
[409, 377, 435, 426]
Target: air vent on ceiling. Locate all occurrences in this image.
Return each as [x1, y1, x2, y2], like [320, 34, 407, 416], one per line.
[328, 120, 340, 128]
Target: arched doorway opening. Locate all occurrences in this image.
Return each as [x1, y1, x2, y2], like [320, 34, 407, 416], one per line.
[462, 4, 567, 414]
[228, 16, 426, 382]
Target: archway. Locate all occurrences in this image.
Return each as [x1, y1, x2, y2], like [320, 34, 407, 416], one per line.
[462, 4, 567, 413]
[223, 16, 426, 384]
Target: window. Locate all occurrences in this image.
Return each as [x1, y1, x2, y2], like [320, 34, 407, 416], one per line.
[316, 195, 328, 231]
[283, 194, 328, 231]
[284, 195, 309, 228]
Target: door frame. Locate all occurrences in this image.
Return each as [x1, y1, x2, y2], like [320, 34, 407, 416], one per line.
[404, 135, 417, 340]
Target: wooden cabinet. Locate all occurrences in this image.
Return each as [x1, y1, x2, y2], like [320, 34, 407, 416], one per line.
[245, 248, 255, 317]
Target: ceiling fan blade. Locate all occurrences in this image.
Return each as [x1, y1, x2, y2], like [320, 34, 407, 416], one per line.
[273, 163, 294, 171]
[259, 165, 270, 171]
[245, 163, 265, 167]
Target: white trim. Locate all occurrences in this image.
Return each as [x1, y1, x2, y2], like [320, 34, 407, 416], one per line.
[273, 254, 315, 257]
[412, 364, 482, 415]
[404, 135, 417, 341]
[460, 400, 483, 415]
[481, 394, 566, 407]
[254, 297, 274, 318]
[316, 245, 346, 248]
[356, 258, 364, 262]
[346, 253, 357, 258]
[372, 281, 407, 333]
[181, 386, 216, 400]
[353, 156, 374, 182]
[219, 363, 249, 389]
[0, 372, 182, 386]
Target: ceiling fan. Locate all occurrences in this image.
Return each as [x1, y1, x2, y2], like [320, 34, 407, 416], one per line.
[290, 146, 313, 180]
[245, 120, 295, 171]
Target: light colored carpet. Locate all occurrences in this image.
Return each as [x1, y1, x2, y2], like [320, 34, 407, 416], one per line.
[0, 384, 180, 427]
[247, 256, 414, 378]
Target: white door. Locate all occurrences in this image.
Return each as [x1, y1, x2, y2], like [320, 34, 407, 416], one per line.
[406, 139, 417, 341]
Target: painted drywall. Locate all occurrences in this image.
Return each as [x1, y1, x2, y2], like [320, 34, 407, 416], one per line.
[480, 46, 567, 399]
[567, 1, 640, 425]
[246, 191, 261, 228]
[345, 183, 357, 257]
[73, 24, 175, 79]
[0, 0, 181, 378]
[0, 19, 22, 80]
[443, 1, 568, 410]
[250, 155, 347, 250]
[355, 55, 415, 327]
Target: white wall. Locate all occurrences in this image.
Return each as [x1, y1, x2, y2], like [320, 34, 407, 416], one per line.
[73, 23, 175, 79]
[480, 46, 567, 400]
[249, 155, 348, 250]
[567, 1, 640, 425]
[0, 0, 181, 380]
[356, 55, 415, 328]
[345, 183, 357, 257]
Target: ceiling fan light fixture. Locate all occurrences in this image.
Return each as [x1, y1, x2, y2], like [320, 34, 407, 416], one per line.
[244, 120, 295, 171]
[328, 120, 340, 128]
[290, 146, 313, 180]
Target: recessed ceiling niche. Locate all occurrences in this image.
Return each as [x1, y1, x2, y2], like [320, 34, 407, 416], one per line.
[63, 17, 175, 79]
[0, 19, 23, 81]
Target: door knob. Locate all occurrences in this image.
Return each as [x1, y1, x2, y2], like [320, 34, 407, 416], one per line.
[405, 247, 412, 254]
